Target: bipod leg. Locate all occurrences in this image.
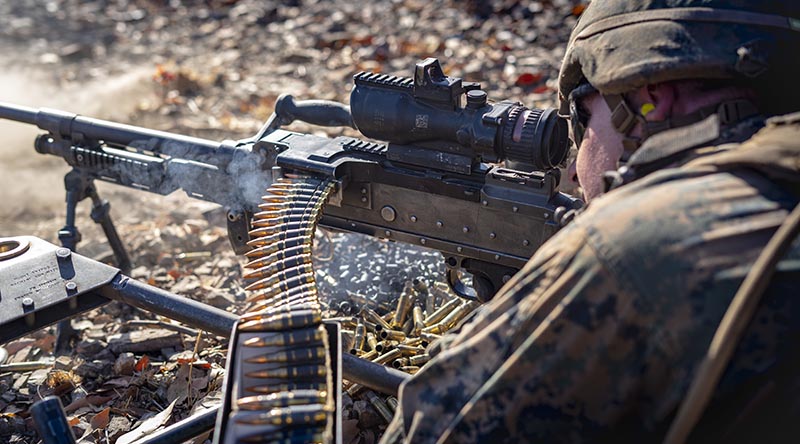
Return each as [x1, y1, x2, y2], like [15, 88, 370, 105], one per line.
[55, 170, 87, 354]
[88, 187, 132, 275]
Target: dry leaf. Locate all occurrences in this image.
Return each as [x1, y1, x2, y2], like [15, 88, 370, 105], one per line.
[135, 355, 150, 372]
[116, 399, 178, 444]
[90, 407, 111, 430]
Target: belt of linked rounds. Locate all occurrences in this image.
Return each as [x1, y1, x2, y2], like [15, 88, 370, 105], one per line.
[225, 175, 336, 444]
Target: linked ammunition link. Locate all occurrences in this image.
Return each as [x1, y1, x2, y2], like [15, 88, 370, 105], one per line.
[222, 176, 335, 444]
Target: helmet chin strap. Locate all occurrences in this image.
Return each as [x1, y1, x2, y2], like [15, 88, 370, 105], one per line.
[602, 93, 760, 155]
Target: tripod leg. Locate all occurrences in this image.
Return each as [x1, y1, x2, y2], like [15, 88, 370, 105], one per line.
[55, 176, 84, 354]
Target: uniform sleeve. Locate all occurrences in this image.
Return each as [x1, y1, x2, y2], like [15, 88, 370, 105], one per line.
[380, 221, 662, 444]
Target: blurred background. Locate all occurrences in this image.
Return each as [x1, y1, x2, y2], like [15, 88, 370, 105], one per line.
[0, 1, 583, 442]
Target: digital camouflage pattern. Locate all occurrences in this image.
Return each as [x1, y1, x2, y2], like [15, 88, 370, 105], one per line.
[380, 115, 800, 443]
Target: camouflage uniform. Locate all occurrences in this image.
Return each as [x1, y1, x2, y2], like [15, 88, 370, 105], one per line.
[380, 111, 800, 442]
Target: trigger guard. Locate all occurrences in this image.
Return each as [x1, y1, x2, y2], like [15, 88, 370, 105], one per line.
[446, 269, 479, 302]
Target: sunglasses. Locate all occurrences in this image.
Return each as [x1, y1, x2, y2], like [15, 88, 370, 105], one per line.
[568, 83, 597, 148]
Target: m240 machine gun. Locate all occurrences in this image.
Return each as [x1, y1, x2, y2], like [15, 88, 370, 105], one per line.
[0, 58, 581, 443]
[0, 57, 580, 302]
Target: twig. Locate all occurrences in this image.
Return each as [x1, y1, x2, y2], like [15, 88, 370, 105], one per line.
[187, 330, 203, 406]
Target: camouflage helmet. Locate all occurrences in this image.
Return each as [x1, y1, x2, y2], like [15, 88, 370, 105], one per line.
[558, 1, 800, 116]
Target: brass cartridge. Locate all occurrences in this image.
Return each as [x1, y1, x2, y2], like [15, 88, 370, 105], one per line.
[379, 329, 406, 342]
[246, 382, 327, 395]
[419, 332, 442, 343]
[233, 404, 328, 426]
[391, 358, 409, 369]
[412, 305, 425, 336]
[360, 307, 391, 331]
[366, 332, 378, 351]
[243, 329, 323, 348]
[245, 347, 327, 365]
[408, 354, 431, 366]
[399, 366, 420, 374]
[237, 390, 328, 410]
[439, 300, 479, 330]
[395, 344, 425, 356]
[364, 390, 394, 424]
[373, 348, 402, 365]
[246, 364, 327, 380]
[352, 321, 366, 352]
[391, 282, 415, 328]
[244, 244, 311, 270]
[243, 255, 313, 284]
[423, 297, 461, 326]
[239, 309, 321, 332]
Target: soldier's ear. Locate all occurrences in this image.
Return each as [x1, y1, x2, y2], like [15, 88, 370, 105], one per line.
[641, 83, 675, 122]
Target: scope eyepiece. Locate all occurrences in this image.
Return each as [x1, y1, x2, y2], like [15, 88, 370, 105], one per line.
[349, 58, 570, 172]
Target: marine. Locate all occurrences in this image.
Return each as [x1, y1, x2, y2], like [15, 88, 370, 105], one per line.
[381, 1, 800, 442]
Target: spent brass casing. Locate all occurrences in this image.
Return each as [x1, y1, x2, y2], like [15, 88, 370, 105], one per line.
[234, 404, 328, 426]
[245, 237, 308, 259]
[239, 309, 321, 332]
[379, 329, 406, 342]
[359, 349, 378, 361]
[345, 383, 363, 397]
[361, 307, 391, 331]
[401, 337, 423, 347]
[423, 297, 461, 326]
[246, 364, 327, 380]
[374, 340, 398, 354]
[245, 347, 326, 364]
[391, 358, 409, 369]
[364, 390, 394, 424]
[246, 228, 314, 249]
[245, 271, 316, 302]
[243, 329, 323, 348]
[373, 348, 402, 365]
[401, 316, 414, 336]
[440, 301, 479, 330]
[353, 321, 366, 351]
[246, 382, 327, 395]
[421, 323, 447, 335]
[412, 305, 425, 336]
[391, 282, 415, 328]
[395, 344, 425, 356]
[399, 365, 420, 374]
[237, 390, 328, 410]
[419, 332, 442, 343]
[408, 354, 431, 366]
[241, 431, 324, 444]
[243, 256, 313, 286]
[244, 244, 311, 269]
[366, 332, 378, 351]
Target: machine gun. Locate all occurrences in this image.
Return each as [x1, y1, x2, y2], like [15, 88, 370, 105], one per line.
[0, 58, 581, 443]
[0, 57, 580, 302]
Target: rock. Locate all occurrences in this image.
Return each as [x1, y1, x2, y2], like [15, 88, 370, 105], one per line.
[108, 329, 183, 354]
[107, 415, 132, 441]
[114, 352, 137, 376]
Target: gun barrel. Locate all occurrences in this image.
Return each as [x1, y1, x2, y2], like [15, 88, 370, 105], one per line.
[0, 101, 232, 166]
[0, 102, 38, 125]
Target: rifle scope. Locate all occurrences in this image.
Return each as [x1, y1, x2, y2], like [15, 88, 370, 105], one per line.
[349, 58, 569, 170]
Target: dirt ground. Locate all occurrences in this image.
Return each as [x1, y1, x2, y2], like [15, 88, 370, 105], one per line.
[0, 1, 583, 443]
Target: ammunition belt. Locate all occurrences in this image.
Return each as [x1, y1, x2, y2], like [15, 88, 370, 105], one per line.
[219, 176, 335, 444]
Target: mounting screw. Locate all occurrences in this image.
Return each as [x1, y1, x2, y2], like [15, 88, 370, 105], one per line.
[502, 274, 512, 283]
[361, 187, 368, 194]
[56, 248, 71, 260]
[65, 281, 77, 292]
[523, 239, 530, 247]
[512, 206, 519, 213]
[380, 206, 397, 222]
[482, 200, 488, 206]
[361, 196, 368, 203]
[462, 226, 469, 233]
[384, 230, 391, 237]
[436, 221, 443, 228]
[420, 238, 427, 245]
[489, 232, 496, 239]
[22, 297, 34, 308]
[494, 254, 501, 260]
[543, 212, 550, 219]
[457, 246, 463, 253]
[410, 215, 418, 223]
